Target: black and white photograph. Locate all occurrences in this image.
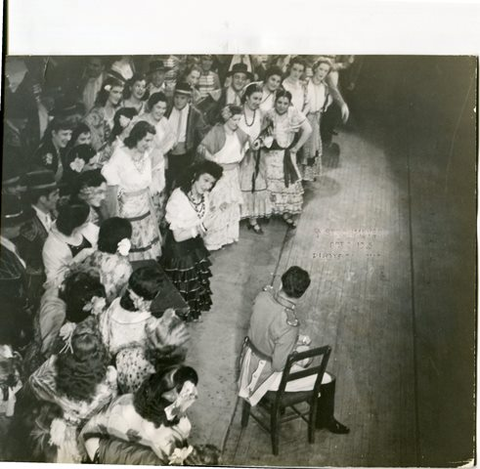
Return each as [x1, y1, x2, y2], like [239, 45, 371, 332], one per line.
[0, 1, 478, 467]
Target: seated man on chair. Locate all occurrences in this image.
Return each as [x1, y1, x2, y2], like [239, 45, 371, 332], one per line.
[238, 266, 349, 434]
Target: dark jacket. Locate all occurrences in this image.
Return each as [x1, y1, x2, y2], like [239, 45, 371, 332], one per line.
[165, 104, 210, 154]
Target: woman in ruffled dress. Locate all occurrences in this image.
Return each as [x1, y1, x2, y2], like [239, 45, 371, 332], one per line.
[262, 89, 312, 228]
[162, 161, 223, 321]
[197, 104, 249, 251]
[83, 76, 125, 152]
[135, 92, 176, 230]
[302, 58, 333, 181]
[238, 83, 272, 234]
[101, 120, 162, 261]
[26, 317, 118, 463]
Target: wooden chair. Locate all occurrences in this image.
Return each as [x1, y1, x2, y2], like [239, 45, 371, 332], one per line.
[240, 342, 332, 455]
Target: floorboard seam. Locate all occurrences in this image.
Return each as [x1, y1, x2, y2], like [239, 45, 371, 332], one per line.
[406, 138, 421, 466]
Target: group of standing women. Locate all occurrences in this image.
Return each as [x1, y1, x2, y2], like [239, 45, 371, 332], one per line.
[48, 55, 341, 323]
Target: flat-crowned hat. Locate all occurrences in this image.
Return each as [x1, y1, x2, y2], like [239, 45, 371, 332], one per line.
[26, 170, 58, 192]
[1, 194, 31, 226]
[2, 158, 24, 187]
[147, 60, 170, 74]
[174, 82, 193, 96]
[227, 63, 253, 80]
[49, 96, 85, 119]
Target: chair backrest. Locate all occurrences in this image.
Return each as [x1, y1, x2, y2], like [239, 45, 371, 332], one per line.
[276, 345, 332, 401]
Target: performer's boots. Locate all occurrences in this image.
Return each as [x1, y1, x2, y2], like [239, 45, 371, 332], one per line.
[316, 377, 350, 434]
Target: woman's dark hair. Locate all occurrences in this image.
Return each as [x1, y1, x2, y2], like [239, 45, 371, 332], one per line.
[94, 76, 124, 107]
[124, 73, 149, 100]
[120, 266, 168, 311]
[281, 266, 311, 298]
[123, 121, 156, 149]
[60, 270, 106, 323]
[133, 366, 199, 428]
[109, 107, 138, 143]
[178, 160, 223, 194]
[274, 88, 292, 104]
[56, 202, 90, 236]
[180, 64, 202, 84]
[65, 144, 97, 171]
[98, 217, 132, 254]
[71, 169, 107, 205]
[220, 104, 242, 124]
[55, 318, 109, 403]
[147, 91, 168, 112]
[265, 66, 284, 81]
[241, 83, 263, 104]
[76, 169, 106, 190]
[41, 118, 72, 145]
[288, 56, 306, 73]
[69, 122, 92, 147]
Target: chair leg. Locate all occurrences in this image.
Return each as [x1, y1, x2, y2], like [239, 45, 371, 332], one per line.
[241, 400, 251, 427]
[308, 400, 317, 444]
[271, 409, 280, 455]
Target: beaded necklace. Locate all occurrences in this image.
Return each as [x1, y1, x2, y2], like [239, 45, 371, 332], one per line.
[243, 106, 256, 127]
[187, 190, 206, 219]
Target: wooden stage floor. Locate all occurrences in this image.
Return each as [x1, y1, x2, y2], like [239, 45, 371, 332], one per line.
[186, 122, 475, 467]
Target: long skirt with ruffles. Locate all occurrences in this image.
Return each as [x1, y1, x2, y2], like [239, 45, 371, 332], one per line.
[263, 149, 304, 216]
[118, 188, 162, 262]
[161, 231, 212, 321]
[300, 111, 323, 181]
[239, 150, 272, 220]
[204, 165, 243, 251]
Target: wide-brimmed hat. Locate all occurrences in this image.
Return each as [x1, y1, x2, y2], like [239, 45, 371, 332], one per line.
[147, 60, 170, 75]
[26, 170, 58, 192]
[2, 158, 25, 187]
[1, 194, 31, 226]
[49, 96, 85, 119]
[227, 63, 253, 80]
[174, 82, 193, 96]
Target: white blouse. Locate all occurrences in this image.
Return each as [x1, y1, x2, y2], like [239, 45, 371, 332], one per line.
[102, 145, 152, 192]
[306, 80, 331, 114]
[282, 79, 308, 113]
[165, 188, 210, 233]
[42, 223, 99, 288]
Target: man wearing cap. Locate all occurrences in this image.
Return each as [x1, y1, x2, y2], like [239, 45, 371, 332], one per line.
[165, 82, 209, 190]
[221, 62, 253, 107]
[0, 195, 33, 347]
[1, 157, 27, 201]
[238, 266, 349, 435]
[16, 171, 59, 308]
[147, 60, 169, 96]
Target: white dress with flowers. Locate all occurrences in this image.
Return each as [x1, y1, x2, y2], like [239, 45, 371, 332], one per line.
[238, 108, 272, 219]
[263, 107, 306, 215]
[102, 145, 162, 261]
